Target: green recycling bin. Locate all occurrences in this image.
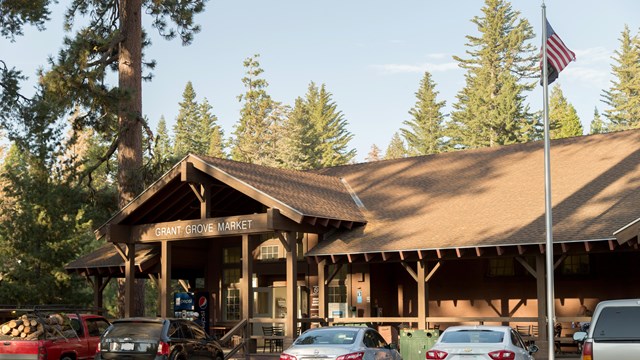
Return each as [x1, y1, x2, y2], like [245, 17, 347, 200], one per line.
[399, 329, 440, 360]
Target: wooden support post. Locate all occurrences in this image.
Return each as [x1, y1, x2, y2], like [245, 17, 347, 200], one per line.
[286, 231, 298, 341]
[417, 261, 426, 330]
[94, 276, 103, 309]
[201, 185, 211, 219]
[317, 260, 326, 321]
[125, 243, 136, 317]
[242, 234, 254, 352]
[160, 241, 172, 317]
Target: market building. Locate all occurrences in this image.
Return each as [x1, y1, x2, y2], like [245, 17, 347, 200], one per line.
[66, 129, 640, 357]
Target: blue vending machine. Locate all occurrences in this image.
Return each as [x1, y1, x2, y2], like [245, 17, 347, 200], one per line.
[174, 291, 210, 332]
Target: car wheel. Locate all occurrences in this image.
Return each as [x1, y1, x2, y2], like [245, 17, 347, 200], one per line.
[60, 356, 74, 360]
[215, 353, 223, 360]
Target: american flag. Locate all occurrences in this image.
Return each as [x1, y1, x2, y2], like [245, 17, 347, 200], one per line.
[541, 19, 575, 85]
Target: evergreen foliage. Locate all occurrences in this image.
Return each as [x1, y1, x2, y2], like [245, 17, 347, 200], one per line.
[146, 116, 174, 182]
[0, 96, 115, 305]
[589, 107, 608, 135]
[385, 132, 407, 160]
[231, 54, 280, 165]
[200, 98, 225, 158]
[401, 72, 447, 155]
[0, 0, 52, 40]
[305, 82, 356, 168]
[173, 81, 201, 158]
[448, 0, 540, 149]
[549, 85, 583, 139]
[601, 25, 640, 131]
[365, 144, 382, 162]
[278, 97, 315, 170]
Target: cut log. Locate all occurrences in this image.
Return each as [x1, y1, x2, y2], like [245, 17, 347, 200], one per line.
[17, 324, 24, 332]
[30, 319, 38, 327]
[20, 332, 27, 338]
[26, 329, 43, 340]
[11, 329, 20, 337]
[8, 319, 23, 328]
[1, 325, 11, 335]
[22, 326, 31, 334]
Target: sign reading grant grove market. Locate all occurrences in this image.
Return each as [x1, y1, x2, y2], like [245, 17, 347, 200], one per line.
[132, 213, 269, 242]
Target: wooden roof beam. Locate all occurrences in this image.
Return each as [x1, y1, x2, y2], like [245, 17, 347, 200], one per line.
[517, 245, 526, 255]
[561, 242, 569, 253]
[317, 218, 330, 227]
[400, 261, 418, 282]
[417, 250, 424, 260]
[584, 241, 593, 252]
[329, 219, 342, 228]
[475, 247, 483, 257]
[364, 253, 375, 262]
[608, 240, 617, 251]
[436, 249, 443, 259]
[496, 246, 504, 256]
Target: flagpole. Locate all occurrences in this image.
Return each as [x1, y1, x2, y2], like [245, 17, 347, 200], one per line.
[541, 3, 556, 360]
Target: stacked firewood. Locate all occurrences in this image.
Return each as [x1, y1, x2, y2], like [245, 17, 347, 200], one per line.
[0, 313, 69, 340]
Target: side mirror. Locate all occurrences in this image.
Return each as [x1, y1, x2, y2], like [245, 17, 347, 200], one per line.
[528, 344, 539, 354]
[573, 331, 587, 342]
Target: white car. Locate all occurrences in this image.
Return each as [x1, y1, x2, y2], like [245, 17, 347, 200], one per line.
[280, 326, 401, 360]
[426, 325, 538, 360]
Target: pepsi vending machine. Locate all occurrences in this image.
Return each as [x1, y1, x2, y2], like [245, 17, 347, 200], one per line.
[174, 291, 209, 331]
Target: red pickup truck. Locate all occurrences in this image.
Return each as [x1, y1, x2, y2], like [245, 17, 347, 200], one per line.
[0, 310, 110, 360]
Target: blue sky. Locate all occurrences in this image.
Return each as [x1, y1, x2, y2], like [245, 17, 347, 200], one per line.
[3, 1, 640, 161]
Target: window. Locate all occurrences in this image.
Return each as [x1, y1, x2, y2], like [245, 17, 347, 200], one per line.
[223, 247, 241, 264]
[561, 255, 590, 275]
[487, 258, 515, 277]
[223, 268, 240, 285]
[261, 245, 279, 260]
[327, 286, 347, 303]
[225, 288, 241, 320]
[223, 246, 242, 321]
[86, 318, 110, 337]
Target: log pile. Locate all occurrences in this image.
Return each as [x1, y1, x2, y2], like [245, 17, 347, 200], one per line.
[0, 313, 71, 340]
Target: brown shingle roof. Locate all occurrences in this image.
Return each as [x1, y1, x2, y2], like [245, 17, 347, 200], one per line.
[65, 244, 158, 275]
[309, 130, 640, 256]
[194, 155, 366, 223]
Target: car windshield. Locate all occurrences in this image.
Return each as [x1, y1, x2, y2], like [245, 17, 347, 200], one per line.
[104, 322, 163, 339]
[593, 306, 640, 340]
[440, 330, 504, 343]
[294, 329, 358, 345]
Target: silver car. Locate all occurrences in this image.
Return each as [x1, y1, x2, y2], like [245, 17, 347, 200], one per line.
[426, 325, 538, 360]
[280, 326, 401, 360]
[573, 298, 640, 360]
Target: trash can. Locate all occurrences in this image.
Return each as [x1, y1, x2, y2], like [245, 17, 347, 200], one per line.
[399, 329, 440, 360]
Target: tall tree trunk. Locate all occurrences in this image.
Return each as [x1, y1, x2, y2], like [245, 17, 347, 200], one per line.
[117, 0, 145, 317]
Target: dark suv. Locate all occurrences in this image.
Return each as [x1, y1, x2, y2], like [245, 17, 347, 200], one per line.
[95, 317, 224, 360]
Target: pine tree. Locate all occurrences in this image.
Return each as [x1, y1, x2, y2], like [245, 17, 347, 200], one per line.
[277, 97, 314, 170]
[173, 82, 200, 158]
[589, 107, 608, 134]
[365, 144, 382, 162]
[385, 132, 407, 160]
[199, 98, 225, 158]
[401, 72, 447, 155]
[305, 82, 356, 168]
[146, 116, 174, 181]
[3, 0, 207, 317]
[601, 25, 640, 131]
[549, 85, 583, 139]
[231, 54, 279, 164]
[448, 0, 539, 149]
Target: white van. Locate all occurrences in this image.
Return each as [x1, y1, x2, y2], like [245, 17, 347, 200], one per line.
[573, 298, 640, 360]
